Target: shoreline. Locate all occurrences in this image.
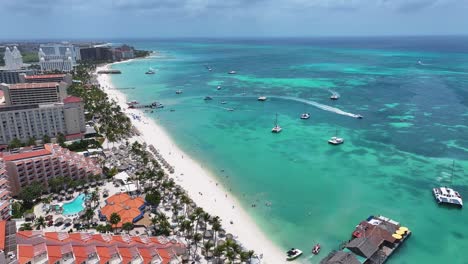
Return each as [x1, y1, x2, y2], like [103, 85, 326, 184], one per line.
[95, 63, 285, 263]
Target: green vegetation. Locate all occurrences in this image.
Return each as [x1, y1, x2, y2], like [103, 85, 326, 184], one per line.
[134, 50, 151, 58]
[48, 175, 101, 193]
[18, 183, 43, 209]
[22, 52, 39, 63]
[144, 190, 161, 207]
[65, 138, 102, 152]
[69, 64, 133, 143]
[8, 138, 23, 149]
[122, 222, 133, 233]
[109, 212, 121, 229]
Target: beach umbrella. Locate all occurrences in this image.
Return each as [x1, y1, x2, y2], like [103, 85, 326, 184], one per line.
[73, 218, 81, 224]
[52, 193, 59, 199]
[91, 181, 97, 187]
[218, 229, 226, 237]
[82, 220, 90, 226]
[203, 230, 213, 239]
[98, 180, 104, 186]
[55, 217, 64, 224]
[217, 240, 225, 247]
[64, 219, 72, 225]
[67, 188, 73, 193]
[60, 190, 66, 195]
[24, 213, 35, 222]
[77, 185, 83, 190]
[226, 233, 233, 241]
[84, 183, 89, 189]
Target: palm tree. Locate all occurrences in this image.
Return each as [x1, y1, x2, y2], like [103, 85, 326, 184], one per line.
[109, 212, 121, 230]
[20, 223, 33, 231]
[212, 218, 222, 246]
[247, 250, 255, 263]
[192, 233, 203, 260]
[84, 208, 94, 221]
[34, 216, 46, 230]
[202, 241, 213, 257]
[90, 191, 99, 208]
[122, 222, 133, 233]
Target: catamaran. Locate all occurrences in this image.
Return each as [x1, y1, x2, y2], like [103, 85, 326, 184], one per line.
[433, 161, 463, 208]
[328, 129, 344, 145]
[272, 113, 282, 133]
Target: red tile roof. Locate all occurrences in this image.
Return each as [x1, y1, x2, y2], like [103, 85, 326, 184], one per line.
[1, 149, 51, 161]
[9, 82, 59, 89]
[18, 245, 34, 264]
[24, 74, 65, 80]
[46, 245, 63, 264]
[63, 96, 83, 104]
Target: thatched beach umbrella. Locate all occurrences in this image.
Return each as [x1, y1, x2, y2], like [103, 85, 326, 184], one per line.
[60, 190, 66, 195]
[77, 185, 83, 191]
[55, 217, 64, 225]
[226, 233, 234, 241]
[91, 181, 97, 187]
[217, 240, 226, 247]
[64, 218, 72, 226]
[92, 218, 99, 224]
[203, 230, 213, 239]
[24, 213, 35, 222]
[67, 188, 73, 193]
[218, 229, 226, 237]
[84, 183, 89, 189]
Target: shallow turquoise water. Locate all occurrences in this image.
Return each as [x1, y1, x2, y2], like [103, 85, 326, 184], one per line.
[110, 37, 468, 263]
[63, 193, 86, 215]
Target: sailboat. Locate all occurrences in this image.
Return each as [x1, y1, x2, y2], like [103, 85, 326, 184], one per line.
[328, 129, 344, 145]
[433, 161, 463, 208]
[272, 113, 282, 133]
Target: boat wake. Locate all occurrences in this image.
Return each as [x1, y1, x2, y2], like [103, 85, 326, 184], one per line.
[270, 96, 361, 118]
[418, 60, 431, 66]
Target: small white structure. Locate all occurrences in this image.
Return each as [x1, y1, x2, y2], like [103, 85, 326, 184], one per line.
[114, 171, 138, 194]
[3, 46, 23, 70]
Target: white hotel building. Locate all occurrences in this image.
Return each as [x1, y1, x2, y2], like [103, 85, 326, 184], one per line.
[38, 43, 81, 72]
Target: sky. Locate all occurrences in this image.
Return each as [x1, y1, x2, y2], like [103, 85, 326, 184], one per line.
[1, 0, 468, 40]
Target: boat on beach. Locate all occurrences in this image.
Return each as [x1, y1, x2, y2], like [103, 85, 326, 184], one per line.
[433, 161, 463, 208]
[286, 248, 302, 261]
[272, 113, 282, 133]
[258, 96, 267, 101]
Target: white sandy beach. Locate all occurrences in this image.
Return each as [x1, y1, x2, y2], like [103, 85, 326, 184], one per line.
[96, 63, 284, 263]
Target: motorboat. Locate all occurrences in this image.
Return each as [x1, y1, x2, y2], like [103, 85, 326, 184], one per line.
[300, 113, 310, 119]
[272, 113, 282, 133]
[258, 96, 267, 101]
[312, 244, 321, 255]
[127, 100, 139, 106]
[228, 70, 237, 74]
[176, 90, 183, 94]
[145, 68, 155, 74]
[330, 94, 339, 100]
[286, 248, 302, 261]
[433, 187, 463, 207]
[204, 96, 213, 100]
[217, 86, 222, 90]
[355, 115, 363, 119]
[220, 101, 227, 104]
[227, 108, 234, 111]
[328, 136, 344, 145]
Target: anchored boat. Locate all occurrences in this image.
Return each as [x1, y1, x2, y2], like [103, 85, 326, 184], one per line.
[286, 248, 302, 261]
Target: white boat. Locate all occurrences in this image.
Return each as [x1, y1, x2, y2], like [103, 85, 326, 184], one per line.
[217, 86, 222, 90]
[145, 68, 155, 74]
[433, 187, 463, 207]
[286, 248, 302, 261]
[227, 108, 234, 111]
[221, 101, 227, 104]
[272, 113, 282, 133]
[258, 96, 267, 101]
[330, 94, 339, 100]
[355, 115, 363, 119]
[127, 100, 139, 106]
[300, 113, 310, 119]
[176, 90, 183, 94]
[433, 162, 463, 208]
[328, 130, 343, 145]
[228, 70, 237, 74]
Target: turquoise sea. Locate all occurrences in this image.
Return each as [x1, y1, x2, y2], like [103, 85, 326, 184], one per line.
[110, 37, 468, 263]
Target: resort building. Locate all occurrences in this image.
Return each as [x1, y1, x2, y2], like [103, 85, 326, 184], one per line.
[99, 193, 146, 227]
[0, 226, 185, 264]
[0, 82, 69, 106]
[0, 96, 86, 146]
[3, 46, 23, 70]
[80, 46, 114, 62]
[38, 43, 81, 72]
[19, 73, 73, 85]
[0, 161, 10, 220]
[0, 143, 102, 196]
[0, 69, 36, 84]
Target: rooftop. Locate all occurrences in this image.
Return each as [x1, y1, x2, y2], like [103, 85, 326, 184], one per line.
[63, 96, 83, 104]
[24, 74, 65, 80]
[8, 82, 59, 89]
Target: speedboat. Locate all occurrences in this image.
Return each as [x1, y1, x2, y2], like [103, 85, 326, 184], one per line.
[176, 90, 183, 94]
[272, 113, 282, 133]
[355, 115, 363, 119]
[328, 136, 344, 145]
[258, 96, 267, 101]
[300, 113, 310, 119]
[227, 108, 234, 111]
[228, 70, 237, 74]
[220, 101, 227, 104]
[217, 86, 222, 90]
[433, 187, 463, 208]
[286, 248, 302, 261]
[204, 96, 213, 100]
[330, 94, 339, 100]
[312, 244, 321, 255]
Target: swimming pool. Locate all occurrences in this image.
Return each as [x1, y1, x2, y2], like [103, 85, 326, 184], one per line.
[62, 193, 86, 215]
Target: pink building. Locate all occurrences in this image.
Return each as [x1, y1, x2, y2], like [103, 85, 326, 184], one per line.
[0, 144, 102, 196]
